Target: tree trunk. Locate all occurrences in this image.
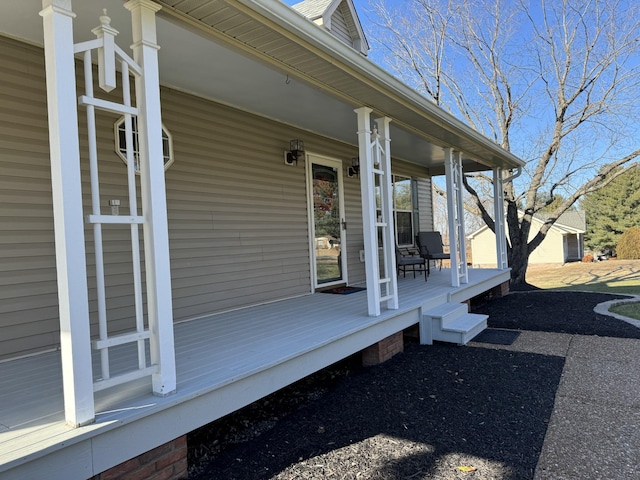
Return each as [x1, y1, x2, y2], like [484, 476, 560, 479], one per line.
[506, 205, 531, 286]
[509, 246, 530, 285]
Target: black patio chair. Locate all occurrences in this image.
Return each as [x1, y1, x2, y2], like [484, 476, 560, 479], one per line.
[395, 245, 427, 281]
[416, 231, 450, 275]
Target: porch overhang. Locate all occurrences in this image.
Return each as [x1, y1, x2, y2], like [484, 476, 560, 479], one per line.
[1, 0, 524, 174]
[156, 0, 525, 173]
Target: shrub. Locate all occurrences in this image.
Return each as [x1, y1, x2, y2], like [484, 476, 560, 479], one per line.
[582, 254, 594, 263]
[616, 227, 640, 259]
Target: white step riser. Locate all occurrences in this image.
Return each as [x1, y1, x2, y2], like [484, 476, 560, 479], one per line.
[423, 303, 468, 329]
[420, 293, 451, 313]
[431, 316, 487, 345]
[422, 301, 488, 346]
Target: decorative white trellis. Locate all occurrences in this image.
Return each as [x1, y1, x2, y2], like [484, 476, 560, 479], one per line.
[41, 0, 176, 426]
[355, 107, 398, 316]
[76, 10, 155, 392]
[493, 168, 509, 270]
[444, 148, 469, 287]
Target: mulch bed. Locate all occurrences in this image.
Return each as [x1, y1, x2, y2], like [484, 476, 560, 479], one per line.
[187, 291, 637, 479]
[472, 291, 639, 338]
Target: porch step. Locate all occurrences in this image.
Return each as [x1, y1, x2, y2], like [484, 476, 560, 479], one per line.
[423, 302, 468, 325]
[433, 313, 488, 345]
[421, 303, 488, 346]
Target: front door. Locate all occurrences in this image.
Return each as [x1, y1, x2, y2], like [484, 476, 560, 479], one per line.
[307, 155, 347, 289]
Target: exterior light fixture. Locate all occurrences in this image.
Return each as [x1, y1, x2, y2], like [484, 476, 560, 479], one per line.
[284, 139, 305, 165]
[347, 157, 360, 178]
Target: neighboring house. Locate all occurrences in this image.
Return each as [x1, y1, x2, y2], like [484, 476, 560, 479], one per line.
[0, 0, 524, 478]
[469, 211, 587, 267]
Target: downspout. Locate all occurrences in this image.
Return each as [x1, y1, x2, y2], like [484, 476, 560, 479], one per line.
[502, 166, 522, 183]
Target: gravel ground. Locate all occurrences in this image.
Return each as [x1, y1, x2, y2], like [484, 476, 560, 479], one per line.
[187, 291, 636, 480]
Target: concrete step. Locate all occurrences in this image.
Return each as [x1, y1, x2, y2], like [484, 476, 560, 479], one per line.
[423, 302, 468, 328]
[432, 313, 488, 345]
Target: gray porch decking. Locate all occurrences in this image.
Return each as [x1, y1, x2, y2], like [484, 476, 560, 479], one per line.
[0, 267, 509, 479]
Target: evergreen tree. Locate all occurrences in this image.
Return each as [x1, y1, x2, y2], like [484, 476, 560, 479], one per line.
[583, 167, 640, 251]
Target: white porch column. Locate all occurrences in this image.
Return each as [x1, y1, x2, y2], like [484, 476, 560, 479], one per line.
[124, 0, 176, 395]
[356, 107, 380, 316]
[453, 151, 468, 283]
[355, 108, 398, 316]
[444, 148, 468, 287]
[376, 116, 398, 310]
[493, 168, 508, 269]
[40, 0, 94, 427]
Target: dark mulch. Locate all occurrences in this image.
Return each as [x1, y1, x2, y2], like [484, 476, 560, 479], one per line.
[472, 291, 639, 338]
[187, 291, 637, 479]
[189, 343, 563, 480]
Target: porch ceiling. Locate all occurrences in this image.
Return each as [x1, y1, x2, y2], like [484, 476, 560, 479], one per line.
[0, 0, 524, 174]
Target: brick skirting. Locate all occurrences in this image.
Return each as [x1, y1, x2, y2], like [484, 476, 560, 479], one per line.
[492, 280, 510, 298]
[361, 331, 404, 366]
[91, 435, 188, 480]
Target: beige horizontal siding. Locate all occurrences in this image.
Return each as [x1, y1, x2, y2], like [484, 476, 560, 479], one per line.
[330, 6, 353, 46]
[0, 36, 374, 359]
[0, 36, 59, 360]
[0, 35, 434, 360]
[416, 177, 434, 233]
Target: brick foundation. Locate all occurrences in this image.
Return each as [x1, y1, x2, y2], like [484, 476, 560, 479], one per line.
[362, 331, 404, 366]
[91, 435, 188, 480]
[491, 280, 510, 298]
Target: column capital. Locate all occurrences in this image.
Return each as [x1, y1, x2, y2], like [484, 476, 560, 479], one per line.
[40, 0, 76, 19]
[124, 0, 162, 14]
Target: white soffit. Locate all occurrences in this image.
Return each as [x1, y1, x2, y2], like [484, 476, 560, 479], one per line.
[0, 0, 523, 172]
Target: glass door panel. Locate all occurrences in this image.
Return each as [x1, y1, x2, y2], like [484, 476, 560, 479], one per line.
[311, 161, 344, 286]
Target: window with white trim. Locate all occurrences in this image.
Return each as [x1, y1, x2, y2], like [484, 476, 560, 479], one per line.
[393, 176, 414, 245]
[114, 116, 173, 173]
[376, 175, 416, 246]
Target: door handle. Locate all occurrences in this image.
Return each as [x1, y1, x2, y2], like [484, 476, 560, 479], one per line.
[341, 219, 347, 230]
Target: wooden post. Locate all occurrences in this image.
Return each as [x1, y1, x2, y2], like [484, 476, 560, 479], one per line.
[454, 151, 468, 284]
[355, 107, 380, 316]
[124, 0, 176, 396]
[375, 116, 398, 310]
[40, 0, 95, 427]
[493, 168, 508, 269]
[444, 148, 460, 287]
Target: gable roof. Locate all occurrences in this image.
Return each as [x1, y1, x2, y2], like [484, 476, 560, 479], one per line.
[292, 0, 369, 55]
[292, 0, 333, 18]
[468, 210, 586, 239]
[535, 210, 586, 233]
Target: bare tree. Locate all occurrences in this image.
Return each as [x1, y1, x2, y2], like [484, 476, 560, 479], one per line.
[371, 0, 640, 284]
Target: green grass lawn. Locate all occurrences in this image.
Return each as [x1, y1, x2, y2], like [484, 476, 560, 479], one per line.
[609, 302, 640, 320]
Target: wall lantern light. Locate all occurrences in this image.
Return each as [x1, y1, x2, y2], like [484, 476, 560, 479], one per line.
[284, 139, 305, 165]
[347, 157, 360, 178]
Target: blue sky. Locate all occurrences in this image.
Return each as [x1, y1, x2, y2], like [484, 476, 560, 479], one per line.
[280, 0, 640, 188]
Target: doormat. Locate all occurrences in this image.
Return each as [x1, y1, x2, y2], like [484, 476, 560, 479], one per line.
[472, 328, 521, 345]
[321, 286, 366, 295]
